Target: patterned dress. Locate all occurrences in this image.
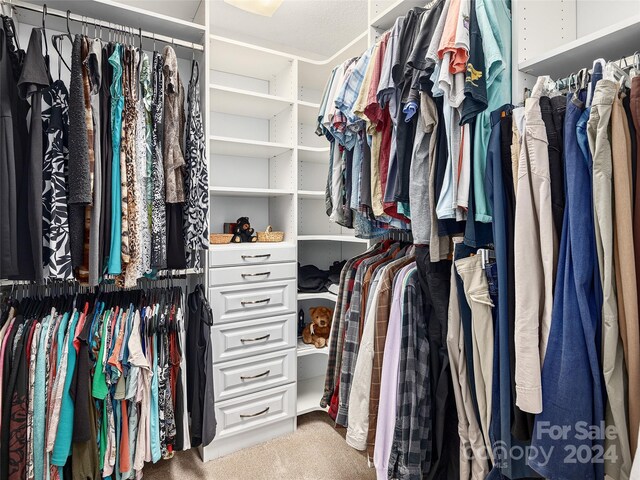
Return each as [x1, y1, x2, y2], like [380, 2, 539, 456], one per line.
[150, 52, 167, 270]
[123, 48, 141, 288]
[41, 80, 73, 280]
[184, 61, 209, 268]
[137, 52, 152, 276]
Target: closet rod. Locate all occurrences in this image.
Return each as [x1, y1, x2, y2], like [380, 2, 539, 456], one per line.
[555, 52, 639, 89]
[3, 0, 204, 52]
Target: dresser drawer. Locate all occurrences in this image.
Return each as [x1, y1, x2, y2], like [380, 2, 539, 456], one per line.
[212, 314, 296, 363]
[209, 262, 296, 287]
[210, 279, 296, 324]
[214, 349, 295, 402]
[209, 244, 296, 267]
[214, 383, 296, 440]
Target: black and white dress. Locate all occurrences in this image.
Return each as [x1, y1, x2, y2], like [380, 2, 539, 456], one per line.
[184, 61, 209, 268]
[42, 79, 73, 280]
[150, 51, 167, 270]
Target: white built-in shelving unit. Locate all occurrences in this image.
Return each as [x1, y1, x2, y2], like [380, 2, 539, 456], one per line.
[206, 22, 371, 443]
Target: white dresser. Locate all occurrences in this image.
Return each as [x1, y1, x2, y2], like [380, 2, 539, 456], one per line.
[202, 243, 298, 461]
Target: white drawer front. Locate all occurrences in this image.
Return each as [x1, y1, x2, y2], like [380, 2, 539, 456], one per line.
[212, 314, 296, 363]
[209, 262, 296, 287]
[210, 279, 296, 324]
[214, 349, 296, 402]
[214, 383, 295, 439]
[209, 244, 296, 267]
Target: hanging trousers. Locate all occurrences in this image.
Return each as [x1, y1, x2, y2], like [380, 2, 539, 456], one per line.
[588, 79, 632, 480]
[530, 91, 604, 480]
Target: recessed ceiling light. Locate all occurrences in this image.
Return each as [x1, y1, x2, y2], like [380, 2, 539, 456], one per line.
[223, 0, 285, 17]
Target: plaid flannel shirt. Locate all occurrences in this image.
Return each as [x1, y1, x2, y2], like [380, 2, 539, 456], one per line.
[336, 246, 397, 426]
[388, 268, 432, 480]
[365, 254, 416, 457]
[321, 243, 384, 408]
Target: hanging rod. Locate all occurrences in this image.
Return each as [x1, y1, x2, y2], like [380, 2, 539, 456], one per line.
[2, 0, 204, 52]
[554, 52, 639, 90]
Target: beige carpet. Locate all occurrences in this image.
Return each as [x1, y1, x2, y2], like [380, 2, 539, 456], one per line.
[143, 412, 376, 480]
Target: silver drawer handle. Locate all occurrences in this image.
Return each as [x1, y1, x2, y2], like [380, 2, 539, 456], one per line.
[240, 407, 270, 418]
[240, 334, 271, 343]
[240, 369, 271, 381]
[241, 254, 271, 260]
[241, 272, 271, 278]
[241, 298, 270, 306]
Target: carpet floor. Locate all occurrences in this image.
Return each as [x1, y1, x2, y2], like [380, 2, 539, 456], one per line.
[142, 411, 377, 480]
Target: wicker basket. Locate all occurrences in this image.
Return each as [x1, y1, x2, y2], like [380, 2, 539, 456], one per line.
[209, 233, 234, 244]
[257, 226, 284, 243]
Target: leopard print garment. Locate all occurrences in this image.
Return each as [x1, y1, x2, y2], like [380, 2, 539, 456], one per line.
[119, 47, 134, 278]
[123, 47, 141, 288]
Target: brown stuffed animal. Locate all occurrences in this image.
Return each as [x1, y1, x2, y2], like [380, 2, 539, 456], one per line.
[302, 306, 333, 348]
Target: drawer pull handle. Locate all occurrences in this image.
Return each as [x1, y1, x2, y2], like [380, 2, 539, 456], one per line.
[240, 334, 271, 343]
[241, 298, 270, 306]
[240, 369, 271, 381]
[240, 407, 270, 418]
[241, 254, 271, 260]
[241, 272, 271, 278]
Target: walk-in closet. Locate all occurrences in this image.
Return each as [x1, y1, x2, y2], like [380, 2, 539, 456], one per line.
[2, 0, 640, 479]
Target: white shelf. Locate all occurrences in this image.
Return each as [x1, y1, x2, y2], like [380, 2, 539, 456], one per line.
[210, 34, 294, 81]
[297, 375, 328, 415]
[298, 190, 325, 199]
[297, 338, 330, 358]
[518, 15, 640, 78]
[210, 136, 293, 158]
[298, 102, 320, 127]
[370, 0, 427, 31]
[210, 85, 293, 119]
[298, 292, 338, 301]
[298, 146, 329, 164]
[16, 0, 205, 43]
[209, 186, 294, 197]
[298, 235, 369, 244]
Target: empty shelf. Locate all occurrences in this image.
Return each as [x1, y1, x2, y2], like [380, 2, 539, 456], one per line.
[211, 84, 293, 119]
[298, 292, 338, 301]
[209, 187, 294, 197]
[298, 190, 325, 199]
[210, 136, 293, 158]
[297, 235, 369, 244]
[297, 375, 328, 415]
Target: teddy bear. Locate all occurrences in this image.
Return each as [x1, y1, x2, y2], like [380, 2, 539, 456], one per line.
[302, 306, 333, 348]
[231, 216, 257, 243]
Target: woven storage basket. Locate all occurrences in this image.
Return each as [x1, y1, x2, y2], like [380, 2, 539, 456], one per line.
[209, 233, 233, 244]
[257, 226, 284, 243]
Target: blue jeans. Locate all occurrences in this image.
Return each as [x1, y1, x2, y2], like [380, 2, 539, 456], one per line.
[530, 91, 605, 480]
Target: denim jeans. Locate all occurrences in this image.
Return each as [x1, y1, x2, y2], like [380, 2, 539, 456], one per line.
[530, 90, 605, 480]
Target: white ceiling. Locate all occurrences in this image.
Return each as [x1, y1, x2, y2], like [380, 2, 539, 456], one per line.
[210, 0, 368, 59]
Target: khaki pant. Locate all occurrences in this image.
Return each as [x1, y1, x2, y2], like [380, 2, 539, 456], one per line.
[455, 253, 494, 466]
[447, 238, 489, 479]
[588, 80, 631, 480]
[513, 84, 557, 415]
[612, 92, 640, 454]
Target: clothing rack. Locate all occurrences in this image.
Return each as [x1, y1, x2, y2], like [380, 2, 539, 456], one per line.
[1, 0, 204, 52]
